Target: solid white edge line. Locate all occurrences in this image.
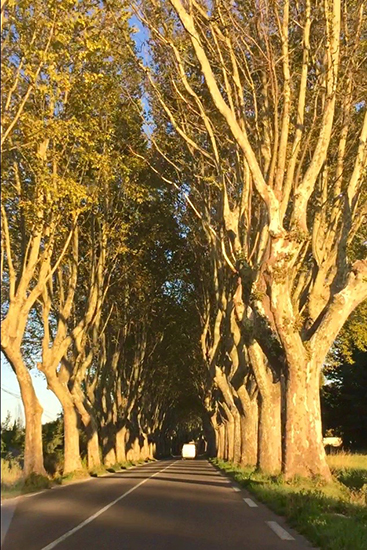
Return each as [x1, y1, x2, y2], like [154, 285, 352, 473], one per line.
[39, 461, 178, 550]
[243, 498, 258, 508]
[266, 521, 295, 541]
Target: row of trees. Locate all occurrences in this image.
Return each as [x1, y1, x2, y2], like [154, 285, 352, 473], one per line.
[1, 0, 366, 480]
[132, 0, 367, 479]
[1, 0, 208, 476]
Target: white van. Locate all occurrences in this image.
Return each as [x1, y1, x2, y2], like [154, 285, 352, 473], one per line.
[181, 442, 196, 459]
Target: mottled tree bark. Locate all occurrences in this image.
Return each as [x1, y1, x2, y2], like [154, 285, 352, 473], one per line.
[2, 348, 46, 476]
[237, 386, 258, 467]
[46, 375, 83, 473]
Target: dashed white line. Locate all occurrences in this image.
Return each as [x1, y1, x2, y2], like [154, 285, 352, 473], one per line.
[39, 461, 178, 550]
[232, 486, 241, 492]
[243, 498, 258, 507]
[266, 521, 295, 540]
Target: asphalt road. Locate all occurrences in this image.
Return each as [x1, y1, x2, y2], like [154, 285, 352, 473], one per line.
[1, 459, 314, 550]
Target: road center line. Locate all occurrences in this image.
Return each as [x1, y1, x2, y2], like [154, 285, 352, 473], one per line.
[40, 460, 178, 550]
[243, 498, 258, 507]
[266, 521, 295, 540]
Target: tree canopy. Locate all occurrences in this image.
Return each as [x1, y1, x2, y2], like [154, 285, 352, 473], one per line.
[1, 0, 366, 479]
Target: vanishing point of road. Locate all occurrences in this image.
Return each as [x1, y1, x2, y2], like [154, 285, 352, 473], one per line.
[1, 459, 314, 550]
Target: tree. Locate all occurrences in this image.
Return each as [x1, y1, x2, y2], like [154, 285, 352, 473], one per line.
[1, 0, 87, 476]
[133, 0, 367, 478]
[1, 0, 142, 474]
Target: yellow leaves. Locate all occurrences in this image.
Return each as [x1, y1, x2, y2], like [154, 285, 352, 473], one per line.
[83, 72, 104, 85]
[37, 138, 49, 161]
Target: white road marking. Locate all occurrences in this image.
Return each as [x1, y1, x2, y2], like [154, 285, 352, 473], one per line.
[243, 498, 258, 507]
[266, 521, 295, 540]
[39, 461, 178, 550]
[232, 486, 241, 492]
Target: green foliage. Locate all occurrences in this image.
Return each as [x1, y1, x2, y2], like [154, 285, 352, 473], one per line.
[1, 414, 25, 460]
[322, 350, 367, 451]
[23, 473, 51, 491]
[335, 302, 367, 364]
[42, 416, 64, 475]
[1, 457, 23, 488]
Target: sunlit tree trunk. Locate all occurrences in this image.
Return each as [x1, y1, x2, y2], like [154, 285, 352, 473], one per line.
[284, 359, 330, 479]
[248, 343, 282, 474]
[4, 351, 46, 476]
[46, 374, 82, 473]
[71, 391, 100, 470]
[237, 386, 258, 467]
[217, 423, 225, 459]
[115, 425, 127, 463]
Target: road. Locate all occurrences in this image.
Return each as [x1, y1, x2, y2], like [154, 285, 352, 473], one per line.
[1, 459, 314, 550]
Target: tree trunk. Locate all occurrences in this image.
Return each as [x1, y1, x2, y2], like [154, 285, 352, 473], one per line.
[141, 433, 150, 460]
[284, 362, 331, 480]
[224, 413, 234, 461]
[258, 383, 281, 474]
[115, 425, 127, 463]
[249, 342, 282, 474]
[63, 404, 83, 473]
[2, 350, 46, 476]
[203, 412, 217, 457]
[214, 427, 219, 457]
[239, 400, 258, 467]
[19, 371, 46, 477]
[104, 446, 117, 466]
[87, 430, 100, 470]
[71, 388, 100, 470]
[102, 421, 117, 466]
[218, 423, 225, 459]
[233, 410, 242, 464]
[47, 377, 82, 473]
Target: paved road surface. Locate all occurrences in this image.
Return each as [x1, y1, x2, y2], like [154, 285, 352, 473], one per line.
[1, 459, 314, 550]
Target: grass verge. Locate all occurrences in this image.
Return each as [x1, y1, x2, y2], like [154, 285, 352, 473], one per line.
[212, 455, 367, 550]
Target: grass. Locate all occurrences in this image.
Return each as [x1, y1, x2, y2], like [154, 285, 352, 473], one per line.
[1, 458, 51, 499]
[1, 456, 152, 499]
[212, 454, 367, 550]
[327, 452, 367, 491]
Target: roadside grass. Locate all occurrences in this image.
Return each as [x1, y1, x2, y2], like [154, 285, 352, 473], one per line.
[327, 452, 367, 491]
[212, 455, 367, 550]
[1, 459, 51, 499]
[1, 457, 153, 499]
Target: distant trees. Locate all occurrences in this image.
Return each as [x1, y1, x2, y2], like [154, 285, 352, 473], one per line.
[322, 302, 367, 451]
[322, 350, 367, 451]
[1, 414, 25, 461]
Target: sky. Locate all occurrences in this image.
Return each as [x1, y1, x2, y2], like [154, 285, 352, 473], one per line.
[1, 354, 62, 425]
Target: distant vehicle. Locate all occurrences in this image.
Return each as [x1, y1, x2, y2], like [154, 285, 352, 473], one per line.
[182, 442, 196, 459]
[323, 437, 342, 448]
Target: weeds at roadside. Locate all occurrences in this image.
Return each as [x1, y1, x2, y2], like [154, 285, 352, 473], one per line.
[1, 458, 51, 499]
